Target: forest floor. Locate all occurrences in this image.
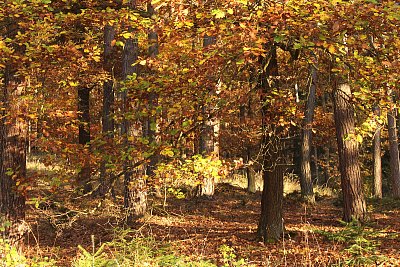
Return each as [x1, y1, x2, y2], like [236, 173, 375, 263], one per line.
[22, 179, 400, 267]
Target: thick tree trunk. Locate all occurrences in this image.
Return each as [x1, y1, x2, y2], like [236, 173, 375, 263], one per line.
[0, 65, 27, 247]
[257, 46, 284, 241]
[198, 34, 217, 197]
[387, 106, 400, 198]
[257, 165, 284, 241]
[373, 106, 382, 198]
[333, 83, 367, 222]
[78, 87, 91, 192]
[122, 20, 147, 222]
[98, 25, 116, 196]
[300, 63, 317, 203]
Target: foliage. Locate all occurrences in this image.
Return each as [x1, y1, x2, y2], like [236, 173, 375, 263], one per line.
[0, 238, 55, 267]
[71, 230, 253, 267]
[317, 221, 389, 266]
[154, 155, 229, 198]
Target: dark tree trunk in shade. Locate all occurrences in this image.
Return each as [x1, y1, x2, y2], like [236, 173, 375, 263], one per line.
[98, 25, 116, 196]
[387, 106, 400, 198]
[321, 92, 331, 185]
[300, 63, 317, 203]
[257, 46, 285, 241]
[333, 83, 367, 222]
[122, 10, 147, 222]
[144, 2, 159, 178]
[78, 86, 91, 192]
[0, 64, 28, 247]
[373, 106, 382, 198]
[198, 34, 217, 197]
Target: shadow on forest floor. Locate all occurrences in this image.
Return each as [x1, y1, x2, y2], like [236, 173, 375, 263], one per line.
[23, 183, 400, 266]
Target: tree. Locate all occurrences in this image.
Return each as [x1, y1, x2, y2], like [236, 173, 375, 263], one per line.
[257, 46, 285, 241]
[387, 104, 400, 198]
[299, 60, 317, 204]
[121, 1, 147, 222]
[198, 34, 217, 197]
[333, 83, 367, 222]
[98, 24, 116, 196]
[373, 106, 382, 198]
[77, 86, 91, 192]
[0, 65, 27, 247]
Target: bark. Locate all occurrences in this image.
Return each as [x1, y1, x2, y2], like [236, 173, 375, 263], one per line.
[0, 64, 28, 247]
[387, 106, 400, 198]
[122, 15, 147, 222]
[198, 34, 217, 197]
[144, 3, 158, 177]
[257, 46, 285, 241]
[78, 87, 91, 192]
[373, 106, 382, 198]
[333, 83, 367, 222]
[257, 165, 284, 241]
[240, 104, 256, 193]
[300, 63, 317, 203]
[98, 25, 116, 196]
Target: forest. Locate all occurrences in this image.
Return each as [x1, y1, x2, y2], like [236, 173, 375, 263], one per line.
[1, 0, 400, 266]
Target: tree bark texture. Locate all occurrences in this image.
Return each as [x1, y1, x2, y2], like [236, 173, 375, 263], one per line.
[98, 24, 116, 196]
[387, 106, 400, 198]
[257, 165, 284, 241]
[333, 83, 367, 222]
[373, 106, 382, 198]
[300, 63, 317, 203]
[198, 34, 217, 197]
[122, 21, 147, 222]
[0, 65, 27, 246]
[257, 46, 285, 241]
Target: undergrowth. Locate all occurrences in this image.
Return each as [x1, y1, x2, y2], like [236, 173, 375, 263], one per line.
[316, 221, 389, 266]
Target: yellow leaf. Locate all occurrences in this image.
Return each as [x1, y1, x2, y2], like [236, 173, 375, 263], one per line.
[139, 60, 147, 65]
[328, 44, 336, 54]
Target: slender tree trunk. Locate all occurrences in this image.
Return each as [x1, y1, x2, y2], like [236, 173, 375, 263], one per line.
[321, 92, 331, 185]
[300, 63, 317, 203]
[98, 25, 116, 196]
[387, 106, 400, 198]
[333, 83, 367, 222]
[0, 64, 28, 247]
[198, 34, 217, 197]
[373, 106, 382, 198]
[122, 5, 147, 222]
[240, 104, 256, 193]
[257, 46, 284, 241]
[144, 2, 158, 177]
[77, 87, 91, 193]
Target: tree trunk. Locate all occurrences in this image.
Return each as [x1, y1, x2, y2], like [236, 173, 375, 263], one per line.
[387, 106, 400, 198]
[0, 64, 27, 247]
[198, 34, 217, 197]
[257, 46, 284, 241]
[240, 104, 256, 193]
[373, 106, 382, 198]
[257, 165, 284, 241]
[300, 63, 317, 203]
[333, 83, 367, 222]
[98, 25, 116, 196]
[122, 12, 147, 222]
[144, 2, 158, 178]
[78, 87, 91, 193]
